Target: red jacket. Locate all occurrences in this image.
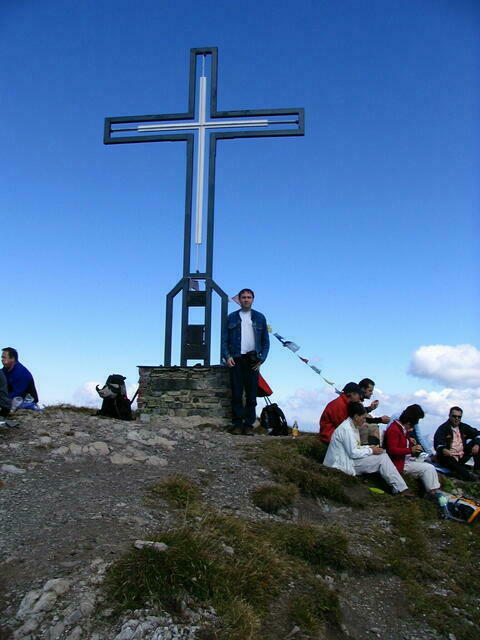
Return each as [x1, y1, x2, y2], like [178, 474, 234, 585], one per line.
[384, 420, 413, 472]
[319, 393, 349, 443]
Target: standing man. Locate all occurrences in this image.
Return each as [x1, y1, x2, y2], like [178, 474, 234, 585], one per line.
[319, 382, 363, 443]
[1, 347, 39, 404]
[221, 289, 269, 435]
[434, 407, 480, 481]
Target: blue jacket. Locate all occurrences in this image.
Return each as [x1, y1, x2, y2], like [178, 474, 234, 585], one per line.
[3, 361, 39, 402]
[221, 309, 270, 363]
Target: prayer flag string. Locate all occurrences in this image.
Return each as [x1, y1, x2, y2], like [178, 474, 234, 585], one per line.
[234, 299, 337, 389]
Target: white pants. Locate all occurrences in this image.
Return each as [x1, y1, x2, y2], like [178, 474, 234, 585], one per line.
[404, 459, 440, 492]
[353, 453, 408, 493]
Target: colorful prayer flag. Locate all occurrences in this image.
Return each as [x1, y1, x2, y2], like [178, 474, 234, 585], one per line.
[284, 341, 300, 353]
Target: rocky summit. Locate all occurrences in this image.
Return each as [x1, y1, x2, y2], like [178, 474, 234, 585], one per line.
[0, 408, 477, 640]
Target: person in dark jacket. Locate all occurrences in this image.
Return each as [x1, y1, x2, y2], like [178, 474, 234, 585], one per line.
[0, 369, 11, 417]
[221, 289, 269, 436]
[433, 406, 480, 481]
[1, 347, 39, 403]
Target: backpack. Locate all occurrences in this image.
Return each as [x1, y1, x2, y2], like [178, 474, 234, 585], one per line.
[260, 398, 289, 436]
[96, 374, 133, 421]
[443, 495, 480, 524]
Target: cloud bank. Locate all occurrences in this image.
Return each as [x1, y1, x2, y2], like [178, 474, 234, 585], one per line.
[408, 344, 480, 388]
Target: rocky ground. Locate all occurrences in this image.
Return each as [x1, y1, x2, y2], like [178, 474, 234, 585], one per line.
[0, 408, 454, 640]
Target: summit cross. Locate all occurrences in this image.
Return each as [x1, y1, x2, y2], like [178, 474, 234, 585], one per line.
[104, 46, 304, 365]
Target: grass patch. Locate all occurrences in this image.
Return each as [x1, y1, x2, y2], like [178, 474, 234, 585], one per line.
[42, 403, 94, 414]
[253, 437, 356, 505]
[256, 521, 350, 570]
[104, 505, 344, 639]
[147, 474, 201, 509]
[289, 577, 339, 631]
[251, 484, 297, 514]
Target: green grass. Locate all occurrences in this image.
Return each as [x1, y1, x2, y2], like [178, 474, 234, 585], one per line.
[252, 437, 357, 505]
[146, 474, 201, 508]
[251, 484, 297, 514]
[42, 403, 94, 414]
[256, 521, 350, 570]
[104, 478, 344, 640]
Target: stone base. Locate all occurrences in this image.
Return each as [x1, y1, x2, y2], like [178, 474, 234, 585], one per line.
[138, 365, 232, 421]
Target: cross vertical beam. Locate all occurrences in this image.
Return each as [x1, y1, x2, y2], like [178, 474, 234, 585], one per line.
[104, 47, 304, 366]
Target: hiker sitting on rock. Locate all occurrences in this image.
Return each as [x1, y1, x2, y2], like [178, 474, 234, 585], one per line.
[323, 402, 413, 496]
[319, 382, 363, 443]
[384, 404, 440, 495]
[0, 369, 11, 417]
[1, 347, 39, 410]
[433, 406, 480, 482]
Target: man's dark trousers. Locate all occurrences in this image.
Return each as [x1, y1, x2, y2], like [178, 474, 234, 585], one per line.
[230, 355, 259, 429]
[437, 441, 480, 481]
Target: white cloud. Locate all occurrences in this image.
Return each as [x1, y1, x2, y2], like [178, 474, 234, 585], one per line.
[408, 344, 480, 388]
[71, 381, 138, 409]
[72, 381, 102, 408]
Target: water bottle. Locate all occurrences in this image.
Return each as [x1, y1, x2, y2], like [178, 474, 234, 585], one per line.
[292, 421, 299, 438]
[437, 494, 450, 519]
[11, 396, 23, 413]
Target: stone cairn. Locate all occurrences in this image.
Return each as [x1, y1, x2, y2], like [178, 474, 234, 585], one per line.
[137, 366, 231, 421]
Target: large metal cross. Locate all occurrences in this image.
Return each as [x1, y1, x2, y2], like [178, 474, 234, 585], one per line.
[104, 47, 304, 366]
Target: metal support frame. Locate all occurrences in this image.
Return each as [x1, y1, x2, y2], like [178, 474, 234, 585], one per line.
[104, 47, 304, 366]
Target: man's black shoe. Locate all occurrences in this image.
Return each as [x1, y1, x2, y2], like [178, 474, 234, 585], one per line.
[230, 425, 243, 435]
[242, 426, 254, 436]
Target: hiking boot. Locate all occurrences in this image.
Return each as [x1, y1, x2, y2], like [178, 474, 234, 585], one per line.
[399, 489, 416, 499]
[242, 426, 254, 436]
[230, 425, 243, 435]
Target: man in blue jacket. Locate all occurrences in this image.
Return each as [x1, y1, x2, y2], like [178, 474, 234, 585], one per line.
[221, 289, 269, 435]
[1, 347, 39, 405]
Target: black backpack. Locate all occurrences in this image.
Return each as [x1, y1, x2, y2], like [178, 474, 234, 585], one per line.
[95, 374, 133, 421]
[260, 398, 289, 436]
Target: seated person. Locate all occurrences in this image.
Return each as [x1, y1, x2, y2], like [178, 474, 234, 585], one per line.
[323, 401, 412, 495]
[0, 369, 11, 417]
[358, 377, 391, 445]
[433, 406, 480, 481]
[1, 347, 39, 408]
[319, 382, 363, 443]
[384, 404, 440, 495]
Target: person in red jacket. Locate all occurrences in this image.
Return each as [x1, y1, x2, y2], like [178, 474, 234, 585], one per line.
[384, 404, 440, 494]
[319, 382, 363, 443]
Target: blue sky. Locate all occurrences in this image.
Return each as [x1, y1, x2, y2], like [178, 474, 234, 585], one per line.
[1, 0, 479, 434]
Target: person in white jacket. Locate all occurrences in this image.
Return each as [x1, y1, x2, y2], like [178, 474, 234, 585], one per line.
[323, 402, 412, 495]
